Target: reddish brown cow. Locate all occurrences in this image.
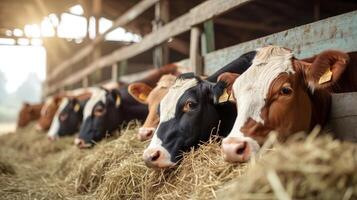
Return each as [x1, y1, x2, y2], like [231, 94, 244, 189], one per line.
[36, 94, 64, 131]
[129, 74, 177, 141]
[221, 46, 357, 163]
[17, 102, 44, 128]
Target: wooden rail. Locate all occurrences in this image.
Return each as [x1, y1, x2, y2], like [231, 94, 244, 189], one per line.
[46, 0, 252, 94]
[204, 10, 357, 75]
[47, 0, 159, 83]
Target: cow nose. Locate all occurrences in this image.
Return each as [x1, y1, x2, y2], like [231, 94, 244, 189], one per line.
[74, 138, 92, 149]
[221, 137, 251, 163]
[138, 127, 154, 141]
[35, 123, 43, 131]
[143, 148, 174, 168]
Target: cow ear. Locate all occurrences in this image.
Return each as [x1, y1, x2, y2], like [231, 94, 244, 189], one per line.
[212, 72, 239, 104]
[303, 50, 349, 90]
[128, 83, 153, 104]
[109, 89, 121, 107]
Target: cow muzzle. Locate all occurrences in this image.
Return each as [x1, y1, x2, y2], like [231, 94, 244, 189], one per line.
[221, 137, 260, 163]
[35, 123, 44, 131]
[74, 137, 93, 149]
[138, 127, 155, 141]
[143, 147, 175, 168]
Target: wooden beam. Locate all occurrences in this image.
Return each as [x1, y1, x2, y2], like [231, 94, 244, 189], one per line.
[215, 18, 285, 33]
[47, 0, 159, 83]
[92, 0, 102, 84]
[329, 92, 357, 142]
[190, 27, 202, 75]
[202, 20, 215, 55]
[111, 63, 118, 82]
[153, 0, 170, 68]
[47, 0, 252, 93]
[204, 11, 357, 75]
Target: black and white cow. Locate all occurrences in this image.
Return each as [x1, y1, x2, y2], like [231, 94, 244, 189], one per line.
[74, 87, 150, 148]
[75, 64, 179, 148]
[143, 51, 257, 168]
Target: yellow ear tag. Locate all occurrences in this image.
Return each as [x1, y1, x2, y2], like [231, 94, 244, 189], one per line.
[218, 89, 234, 103]
[318, 68, 333, 84]
[138, 93, 148, 101]
[74, 104, 80, 112]
[115, 96, 121, 107]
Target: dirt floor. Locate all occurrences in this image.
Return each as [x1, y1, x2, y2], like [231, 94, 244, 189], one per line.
[0, 123, 356, 200]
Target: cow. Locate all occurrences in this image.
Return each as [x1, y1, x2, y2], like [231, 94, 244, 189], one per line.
[75, 64, 179, 148]
[36, 94, 64, 131]
[128, 74, 177, 141]
[143, 51, 257, 168]
[47, 89, 96, 140]
[221, 45, 357, 163]
[17, 102, 43, 128]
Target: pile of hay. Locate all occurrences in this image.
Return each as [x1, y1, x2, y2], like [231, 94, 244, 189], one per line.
[0, 123, 356, 200]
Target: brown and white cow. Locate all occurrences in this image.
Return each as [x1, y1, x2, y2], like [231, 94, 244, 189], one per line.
[221, 45, 357, 163]
[36, 94, 64, 131]
[129, 74, 177, 141]
[17, 102, 44, 128]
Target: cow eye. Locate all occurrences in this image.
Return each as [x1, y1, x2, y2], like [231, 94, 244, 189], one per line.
[280, 86, 292, 95]
[183, 100, 195, 112]
[94, 107, 105, 116]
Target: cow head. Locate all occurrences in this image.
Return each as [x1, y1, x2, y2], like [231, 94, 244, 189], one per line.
[36, 95, 63, 131]
[222, 45, 350, 163]
[143, 73, 237, 168]
[75, 86, 150, 148]
[17, 103, 42, 128]
[129, 74, 177, 141]
[57, 98, 85, 137]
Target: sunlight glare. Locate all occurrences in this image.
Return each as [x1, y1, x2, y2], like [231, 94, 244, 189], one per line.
[24, 24, 41, 38]
[0, 38, 16, 45]
[0, 46, 46, 92]
[69, 4, 84, 15]
[57, 13, 87, 39]
[41, 17, 55, 37]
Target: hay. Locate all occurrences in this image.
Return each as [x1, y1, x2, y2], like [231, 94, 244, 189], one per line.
[218, 132, 357, 200]
[0, 122, 356, 200]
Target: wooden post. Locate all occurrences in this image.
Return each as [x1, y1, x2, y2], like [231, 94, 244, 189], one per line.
[201, 20, 215, 55]
[153, 0, 169, 68]
[92, 0, 102, 83]
[82, 76, 89, 88]
[119, 60, 128, 77]
[190, 26, 202, 75]
[111, 62, 118, 82]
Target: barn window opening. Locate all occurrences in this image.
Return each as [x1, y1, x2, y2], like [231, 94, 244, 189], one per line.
[69, 4, 84, 16]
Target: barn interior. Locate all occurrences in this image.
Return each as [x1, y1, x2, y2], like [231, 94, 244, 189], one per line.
[1, 0, 356, 94]
[0, 1, 357, 200]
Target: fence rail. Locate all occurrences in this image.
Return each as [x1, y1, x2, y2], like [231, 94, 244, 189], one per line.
[45, 0, 357, 95]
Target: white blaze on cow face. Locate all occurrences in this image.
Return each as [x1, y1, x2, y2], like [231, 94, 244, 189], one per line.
[159, 78, 198, 122]
[47, 98, 69, 139]
[83, 88, 106, 120]
[223, 46, 294, 162]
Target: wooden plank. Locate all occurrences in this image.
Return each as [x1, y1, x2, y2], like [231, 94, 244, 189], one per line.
[204, 11, 357, 75]
[190, 27, 202, 75]
[153, 0, 170, 68]
[47, 0, 159, 82]
[328, 92, 357, 142]
[47, 0, 251, 93]
[111, 63, 118, 82]
[202, 20, 215, 55]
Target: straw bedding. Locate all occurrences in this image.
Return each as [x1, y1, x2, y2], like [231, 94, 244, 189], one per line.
[0, 123, 356, 200]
